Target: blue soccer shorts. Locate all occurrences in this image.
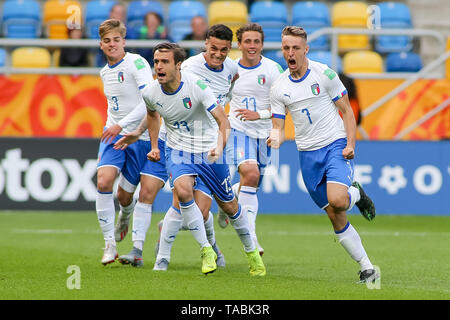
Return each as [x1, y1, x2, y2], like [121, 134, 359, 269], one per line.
[166, 146, 234, 202]
[299, 138, 355, 209]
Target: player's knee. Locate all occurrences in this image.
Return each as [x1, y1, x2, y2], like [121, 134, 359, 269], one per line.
[117, 188, 133, 206]
[242, 171, 260, 187]
[176, 187, 194, 204]
[96, 176, 114, 193]
[328, 195, 348, 211]
[138, 186, 158, 204]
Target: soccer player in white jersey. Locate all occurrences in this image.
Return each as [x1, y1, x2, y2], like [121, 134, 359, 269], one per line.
[96, 19, 165, 266]
[153, 24, 239, 266]
[267, 26, 377, 283]
[218, 23, 284, 256]
[141, 42, 266, 275]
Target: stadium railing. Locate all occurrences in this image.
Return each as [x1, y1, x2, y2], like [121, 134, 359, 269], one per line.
[0, 27, 446, 77]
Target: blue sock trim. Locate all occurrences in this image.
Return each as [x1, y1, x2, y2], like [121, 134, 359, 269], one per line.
[335, 221, 350, 234]
[229, 204, 241, 220]
[240, 190, 257, 195]
[97, 190, 112, 194]
[171, 206, 181, 215]
[179, 199, 195, 208]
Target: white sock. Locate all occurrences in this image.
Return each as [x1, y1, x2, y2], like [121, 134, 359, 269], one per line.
[96, 191, 116, 246]
[157, 206, 183, 262]
[336, 221, 373, 271]
[179, 199, 210, 249]
[347, 186, 360, 211]
[131, 201, 152, 249]
[238, 186, 258, 238]
[119, 199, 135, 220]
[204, 211, 216, 246]
[229, 204, 255, 253]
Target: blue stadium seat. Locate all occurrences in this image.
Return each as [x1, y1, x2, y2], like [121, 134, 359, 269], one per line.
[127, 0, 165, 39]
[385, 52, 422, 72]
[2, 0, 41, 38]
[307, 51, 342, 72]
[375, 2, 413, 53]
[263, 50, 287, 71]
[0, 48, 6, 67]
[168, 1, 206, 42]
[250, 1, 288, 42]
[292, 1, 330, 50]
[85, 0, 117, 39]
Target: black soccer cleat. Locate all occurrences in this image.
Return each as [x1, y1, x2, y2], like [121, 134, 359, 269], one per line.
[358, 269, 378, 284]
[352, 181, 376, 221]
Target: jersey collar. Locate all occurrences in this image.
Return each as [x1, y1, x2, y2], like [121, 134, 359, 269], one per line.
[288, 68, 311, 83]
[161, 81, 184, 95]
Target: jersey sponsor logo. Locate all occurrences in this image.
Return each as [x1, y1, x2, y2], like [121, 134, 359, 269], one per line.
[276, 63, 284, 73]
[324, 68, 336, 80]
[118, 71, 124, 83]
[196, 79, 207, 90]
[257, 74, 266, 85]
[183, 97, 192, 109]
[134, 58, 146, 70]
[311, 83, 320, 96]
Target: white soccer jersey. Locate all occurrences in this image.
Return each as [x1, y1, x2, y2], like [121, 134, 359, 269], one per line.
[270, 59, 348, 151]
[229, 56, 284, 139]
[181, 53, 238, 106]
[141, 72, 219, 153]
[100, 52, 154, 140]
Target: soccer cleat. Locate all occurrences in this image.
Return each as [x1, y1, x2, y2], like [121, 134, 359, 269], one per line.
[217, 207, 229, 229]
[201, 246, 217, 275]
[352, 181, 376, 221]
[153, 258, 169, 271]
[212, 243, 226, 267]
[154, 219, 163, 258]
[101, 244, 118, 265]
[118, 247, 144, 267]
[114, 213, 131, 242]
[358, 269, 379, 284]
[246, 248, 266, 276]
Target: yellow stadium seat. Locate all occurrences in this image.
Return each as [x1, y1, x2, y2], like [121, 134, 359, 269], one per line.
[227, 49, 242, 61]
[209, 1, 248, 41]
[332, 1, 370, 51]
[342, 50, 383, 73]
[43, 0, 82, 39]
[12, 47, 51, 68]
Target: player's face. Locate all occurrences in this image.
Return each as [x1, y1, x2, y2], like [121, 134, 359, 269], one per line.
[204, 36, 231, 68]
[281, 35, 309, 74]
[238, 31, 263, 62]
[153, 50, 181, 85]
[100, 31, 126, 64]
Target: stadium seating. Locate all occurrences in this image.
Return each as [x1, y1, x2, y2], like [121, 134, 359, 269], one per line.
[2, 0, 42, 38]
[375, 2, 413, 53]
[331, 1, 370, 51]
[209, 1, 248, 41]
[263, 50, 287, 71]
[228, 48, 242, 61]
[168, 1, 206, 42]
[85, 0, 117, 39]
[292, 1, 330, 50]
[307, 51, 342, 72]
[0, 48, 6, 67]
[43, 0, 83, 39]
[249, 1, 288, 42]
[385, 52, 422, 72]
[127, 0, 165, 39]
[343, 50, 383, 73]
[12, 47, 51, 68]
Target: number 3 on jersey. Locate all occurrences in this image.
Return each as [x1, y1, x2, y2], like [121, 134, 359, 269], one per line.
[302, 108, 312, 124]
[174, 121, 190, 131]
[111, 96, 119, 111]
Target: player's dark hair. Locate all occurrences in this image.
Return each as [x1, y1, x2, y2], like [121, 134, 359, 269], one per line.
[206, 24, 233, 42]
[153, 42, 186, 64]
[236, 23, 264, 43]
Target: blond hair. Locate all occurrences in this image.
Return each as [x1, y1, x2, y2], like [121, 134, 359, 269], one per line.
[281, 26, 307, 41]
[99, 19, 126, 39]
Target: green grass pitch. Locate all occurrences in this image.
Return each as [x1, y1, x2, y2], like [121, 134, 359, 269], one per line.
[0, 211, 449, 300]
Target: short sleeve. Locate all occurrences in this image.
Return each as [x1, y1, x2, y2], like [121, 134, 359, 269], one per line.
[270, 84, 286, 120]
[194, 78, 219, 112]
[141, 86, 156, 111]
[320, 66, 347, 102]
[131, 55, 154, 90]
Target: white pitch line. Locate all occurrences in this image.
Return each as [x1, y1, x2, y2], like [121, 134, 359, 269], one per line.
[12, 229, 73, 234]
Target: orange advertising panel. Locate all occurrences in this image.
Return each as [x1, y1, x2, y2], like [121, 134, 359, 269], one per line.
[0, 75, 449, 140]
